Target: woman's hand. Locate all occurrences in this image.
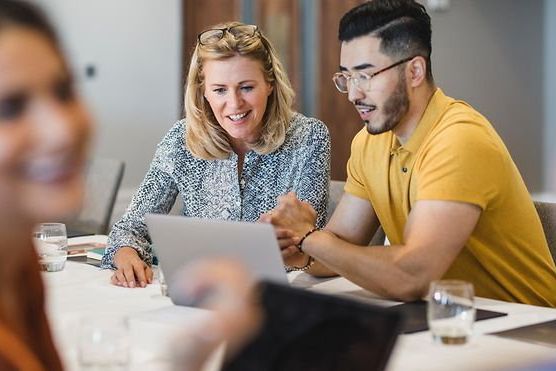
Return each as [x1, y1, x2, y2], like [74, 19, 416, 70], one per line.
[110, 247, 153, 288]
[258, 215, 298, 253]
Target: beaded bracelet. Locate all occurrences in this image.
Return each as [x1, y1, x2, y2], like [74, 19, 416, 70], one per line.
[296, 227, 319, 253]
[284, 256, 315, 273]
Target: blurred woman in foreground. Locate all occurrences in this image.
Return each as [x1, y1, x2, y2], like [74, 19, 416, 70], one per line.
[0, 0, 91, 368]
[0, 1, 260, 369]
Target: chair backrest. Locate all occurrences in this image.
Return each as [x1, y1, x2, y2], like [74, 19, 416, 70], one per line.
[65, 157, 125, 236]
[327, 180, 346, 222]
[327, 180, 385, 246]
[534, 201, 556, 265]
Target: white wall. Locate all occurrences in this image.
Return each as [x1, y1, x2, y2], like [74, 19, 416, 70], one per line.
[427, 0, 544, 192]
[37, 0, 182, 191]
[545, 0, 556, 194]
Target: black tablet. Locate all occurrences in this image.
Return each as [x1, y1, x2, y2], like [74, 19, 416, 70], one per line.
[390, 300, 507, 334]
[223, 281, 403, 371]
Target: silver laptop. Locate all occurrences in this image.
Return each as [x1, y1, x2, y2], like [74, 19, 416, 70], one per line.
[145, 214, 288, 305]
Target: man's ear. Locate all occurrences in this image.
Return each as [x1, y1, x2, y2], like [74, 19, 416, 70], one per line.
[407, 56, 427, 87]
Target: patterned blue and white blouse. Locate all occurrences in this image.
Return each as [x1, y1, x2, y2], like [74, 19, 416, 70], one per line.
[101, 113, 331, 268]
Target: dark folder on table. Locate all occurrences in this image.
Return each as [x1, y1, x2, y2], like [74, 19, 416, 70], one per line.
[389, 300, 507, 334]
[489, 320, 556, 348]
[224, 281, 403, 371]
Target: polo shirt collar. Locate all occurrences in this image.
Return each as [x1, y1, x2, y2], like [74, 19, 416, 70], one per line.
[402, 88, 451, 154]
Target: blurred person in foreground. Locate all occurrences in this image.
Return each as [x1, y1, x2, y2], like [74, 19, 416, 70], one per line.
[0, 1, 261, 369]
[264, 0, 556, 307]
[170, 259, 262, 371]
[102, 21, 331, 288]
[0, 0, 91, 368]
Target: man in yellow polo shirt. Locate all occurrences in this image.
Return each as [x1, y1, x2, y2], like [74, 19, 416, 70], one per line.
[265, 0, 556, 306]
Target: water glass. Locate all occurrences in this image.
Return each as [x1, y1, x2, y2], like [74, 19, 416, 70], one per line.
[33, 222, 68, 272]
[158, 265, 168, 297]
[78, 315, 130, 370]
[427, 280, 475, 345]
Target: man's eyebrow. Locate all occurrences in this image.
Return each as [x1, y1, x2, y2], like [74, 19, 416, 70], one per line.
[353, 63, 374, 70]
[339, 63, 375, 72]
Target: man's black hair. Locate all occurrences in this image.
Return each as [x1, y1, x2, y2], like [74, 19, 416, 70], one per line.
[339, 0, 433, 81]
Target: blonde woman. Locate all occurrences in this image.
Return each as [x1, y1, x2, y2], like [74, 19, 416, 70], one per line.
[104, 22, 331, 288]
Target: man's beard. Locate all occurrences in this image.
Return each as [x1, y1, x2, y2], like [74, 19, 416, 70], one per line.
[364, 72, 409, 135]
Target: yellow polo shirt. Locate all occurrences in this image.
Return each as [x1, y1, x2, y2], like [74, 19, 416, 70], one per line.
[345, 88, 556, 307]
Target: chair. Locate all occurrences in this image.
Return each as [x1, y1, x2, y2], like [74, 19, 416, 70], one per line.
[534, 201, 556, 265]
[327, 180, 385, 246]
[327, 180, 346, 221]
[65, 157, 125, 236]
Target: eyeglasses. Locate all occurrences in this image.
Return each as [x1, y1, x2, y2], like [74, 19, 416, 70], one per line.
[332, 56, 416, 93]
[198, 24, 259, 46]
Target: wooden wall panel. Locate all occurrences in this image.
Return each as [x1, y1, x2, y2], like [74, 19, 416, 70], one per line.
[182, 0, 240, 70]
[318, 0, 366, 181]
[256, 0, 301, 110]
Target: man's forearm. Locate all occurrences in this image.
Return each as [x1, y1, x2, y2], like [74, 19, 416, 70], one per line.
[302, 231, 428, 301]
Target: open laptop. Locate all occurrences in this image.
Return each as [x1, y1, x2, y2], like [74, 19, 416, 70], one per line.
[145, 214, 288, 305]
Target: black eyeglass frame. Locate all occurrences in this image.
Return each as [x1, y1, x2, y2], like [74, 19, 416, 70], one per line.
[332, 56, 418, 93]
[197, 24, 259, 46]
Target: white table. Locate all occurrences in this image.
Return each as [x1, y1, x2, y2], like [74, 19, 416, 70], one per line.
[43, 261, 556, 371]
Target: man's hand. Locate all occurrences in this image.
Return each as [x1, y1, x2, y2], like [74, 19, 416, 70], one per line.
[111, 246, 153, 288]
[259, 192, 318, 265]
[265, 192, 317, 236]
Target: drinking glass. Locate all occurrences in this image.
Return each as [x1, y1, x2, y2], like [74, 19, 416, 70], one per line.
[78, 315, 130, 370]
[427, 280, 475, 345]
[158, 264, 168, 297]
[33, 222, 68, 272]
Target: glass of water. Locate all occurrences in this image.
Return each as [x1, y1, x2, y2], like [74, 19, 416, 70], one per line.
[33, 222, 68, 272]
[157, 264, 168, 297]
[427, 280, 475, 345]
[78, 315, 130, 370]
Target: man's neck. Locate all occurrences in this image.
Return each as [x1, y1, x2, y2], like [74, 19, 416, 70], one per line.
[393, 84, 436, 145]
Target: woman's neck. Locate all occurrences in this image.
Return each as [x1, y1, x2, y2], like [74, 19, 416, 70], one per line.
[230, 139, 250, 178]
[230, 137, 250, 157]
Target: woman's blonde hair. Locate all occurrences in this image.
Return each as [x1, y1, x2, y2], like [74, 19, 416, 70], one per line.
[184, 21, 295, 159]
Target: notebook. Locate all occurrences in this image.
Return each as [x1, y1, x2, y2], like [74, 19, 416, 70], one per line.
[389, 300, 507, 334]
[145, 214, 288, 305]
[66, 235, 107, 266]
[223, 281, 403, 371]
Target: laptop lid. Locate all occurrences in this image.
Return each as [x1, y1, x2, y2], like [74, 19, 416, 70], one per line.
[223, 281, 403, 371]
[145, 214, 288, 305]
